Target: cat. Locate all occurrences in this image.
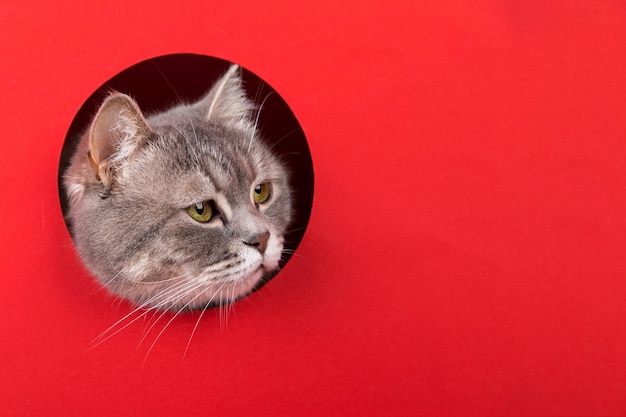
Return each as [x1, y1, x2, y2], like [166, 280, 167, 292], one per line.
[63, 64, 292, 312]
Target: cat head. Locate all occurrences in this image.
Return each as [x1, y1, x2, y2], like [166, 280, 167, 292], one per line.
[64, 65, 292, 311]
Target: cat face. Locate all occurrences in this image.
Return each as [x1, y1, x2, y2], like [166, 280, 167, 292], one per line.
[64, 65, 292, 311]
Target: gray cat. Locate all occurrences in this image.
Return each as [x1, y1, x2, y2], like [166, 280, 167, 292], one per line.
[64, 65, 292, 312]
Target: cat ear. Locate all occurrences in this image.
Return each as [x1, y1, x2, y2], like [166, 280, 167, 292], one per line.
[196, 64, 255, 126]
[87, 93, 152, 185]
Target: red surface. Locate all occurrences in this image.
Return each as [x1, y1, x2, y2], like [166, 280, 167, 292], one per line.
[2, 1, 626, 415]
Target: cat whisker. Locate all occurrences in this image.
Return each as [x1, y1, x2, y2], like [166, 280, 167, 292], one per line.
[138, 307, 166, 348]
[281, 251, 303, 261]
[91, 305, 154, 347]
[142, 276, 203, 311]
[91, 270, 200, 347]
[219, 288, 228, 333]
[247, 92, 274, 155]
[151, 61, 185, 106]
[276, 151, 302, 158]
[183, 282, 226, 358]
[142, 311, 184, 363]
[92, 303, 168, 349]
[137, 280, 208, 348]
[144, 280, 229, 362]
[183, 311, 205, 358]
[220, 280, 242, 331]
[183, 301, 211, 358]
[139, 276, 193, 305]
[93, 282, 192, 346]
[286, 225, 309, 234]
[251, 79, 266, 108]
[227, 283, 237, 323]
[266, 127, 303, 153]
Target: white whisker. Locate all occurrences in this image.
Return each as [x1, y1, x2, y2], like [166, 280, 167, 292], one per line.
[92, 270, 198, 346]
[266, 127, 302, 153]
[144, 280, 228, 363]
[150, 61, 185, 106]
[91, 307, 150, 347]
[183, 305, 208, 359]
[247, 92, 274, 155]
[137, 281, 204, 348]
[183, 280, 229, 358]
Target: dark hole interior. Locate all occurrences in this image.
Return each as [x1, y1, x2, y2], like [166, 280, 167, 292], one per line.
[58, 53, 314, 294]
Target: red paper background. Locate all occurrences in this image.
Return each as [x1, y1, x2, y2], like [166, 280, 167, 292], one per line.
[2, 1, 626, 415]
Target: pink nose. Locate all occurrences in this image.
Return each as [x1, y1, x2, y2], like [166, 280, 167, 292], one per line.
[245, 231, 270, 254]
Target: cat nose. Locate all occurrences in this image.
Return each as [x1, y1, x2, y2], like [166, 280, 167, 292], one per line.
[244, 231, 270, 254]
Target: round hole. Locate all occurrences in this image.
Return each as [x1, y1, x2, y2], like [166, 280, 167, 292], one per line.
[58, 53, 314, 310]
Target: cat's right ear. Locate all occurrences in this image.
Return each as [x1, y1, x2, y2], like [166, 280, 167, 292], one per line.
[87, 93, 152, 186]
[196, 64, 255, 128]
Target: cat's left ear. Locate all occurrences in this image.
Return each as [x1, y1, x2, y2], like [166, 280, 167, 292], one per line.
[88, 93, 152, 186]
[195, 64, 255, 127]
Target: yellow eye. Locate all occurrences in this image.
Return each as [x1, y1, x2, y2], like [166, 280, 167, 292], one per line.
[253, 182, 272, 204]
[186, 201, 213, 222]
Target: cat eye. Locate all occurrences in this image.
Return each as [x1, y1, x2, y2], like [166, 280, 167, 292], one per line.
[186, 201, 214, 223]
[253, 182, 272, 204]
